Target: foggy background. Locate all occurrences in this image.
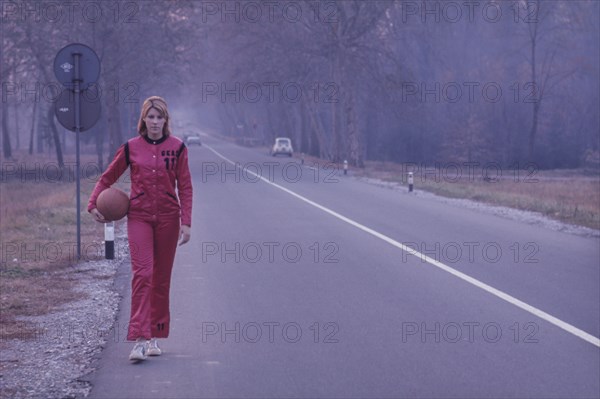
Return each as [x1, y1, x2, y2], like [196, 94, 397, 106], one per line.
[1, 0, 599, 170]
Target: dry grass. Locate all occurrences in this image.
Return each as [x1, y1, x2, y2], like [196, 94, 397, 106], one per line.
[1, 151, 128, 340]
[354, 160, 600, 230]
[291, 151, 599, 229]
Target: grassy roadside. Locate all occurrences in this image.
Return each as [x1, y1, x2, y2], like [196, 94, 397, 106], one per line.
[235, 137, 600, 230]
[279, 149, 600, 230]
[0, 152, 128, 341]
[356, 160, 600, 230]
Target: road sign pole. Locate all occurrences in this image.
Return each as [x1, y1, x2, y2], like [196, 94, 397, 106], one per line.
[53, 43, 101, 262]
[74, 52, 82, 260]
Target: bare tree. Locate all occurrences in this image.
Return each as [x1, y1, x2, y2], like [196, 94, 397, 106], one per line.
[519, 0, 580, 162]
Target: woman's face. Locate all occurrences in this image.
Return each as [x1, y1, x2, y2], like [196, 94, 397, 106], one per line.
[144, 107, 166, 136]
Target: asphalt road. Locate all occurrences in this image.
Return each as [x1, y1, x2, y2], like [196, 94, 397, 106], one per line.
[87, 134, 599, 398]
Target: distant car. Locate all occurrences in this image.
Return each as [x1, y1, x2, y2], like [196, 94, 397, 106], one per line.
[271, 137, 293, 157]
[186, 135, 202, 146]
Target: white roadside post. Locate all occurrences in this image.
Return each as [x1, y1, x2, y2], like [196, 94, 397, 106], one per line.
[105, 222, 115, 260]
[408, 172, 414, 192]
[343, 160, 348, 176]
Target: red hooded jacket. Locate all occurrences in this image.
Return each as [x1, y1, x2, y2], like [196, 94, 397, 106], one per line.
[88, 134, 193, 226]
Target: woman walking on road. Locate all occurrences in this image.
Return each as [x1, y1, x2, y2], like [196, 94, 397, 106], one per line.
[88, 96, 193, 362]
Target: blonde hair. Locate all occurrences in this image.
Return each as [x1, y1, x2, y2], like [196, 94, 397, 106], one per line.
[137, 96, 172, 137]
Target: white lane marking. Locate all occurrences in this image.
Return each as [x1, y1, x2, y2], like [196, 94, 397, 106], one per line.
[205, 145, 600, 348]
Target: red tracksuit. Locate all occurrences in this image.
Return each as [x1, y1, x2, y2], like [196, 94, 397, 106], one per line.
[88, 134, 193, 341]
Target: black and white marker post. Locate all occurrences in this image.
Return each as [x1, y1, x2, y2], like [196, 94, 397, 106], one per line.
[105, 222, 115, 260]
[54, 43, 101, 259]
[408, 172, 414, 192]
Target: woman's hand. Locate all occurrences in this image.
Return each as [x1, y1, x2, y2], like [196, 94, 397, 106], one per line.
[90, 208, 108, 223]
[179, 225, 191, 246]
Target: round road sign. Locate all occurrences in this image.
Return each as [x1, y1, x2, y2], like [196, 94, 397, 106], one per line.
[53, 43, 100, 90]
[55, 89, 102, 132]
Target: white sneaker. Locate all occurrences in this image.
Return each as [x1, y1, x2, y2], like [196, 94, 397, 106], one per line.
[129, 340, 147, 361]
[146, 338, 162, 356]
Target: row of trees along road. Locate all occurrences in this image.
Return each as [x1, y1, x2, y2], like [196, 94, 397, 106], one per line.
[1, 0, 598, 170]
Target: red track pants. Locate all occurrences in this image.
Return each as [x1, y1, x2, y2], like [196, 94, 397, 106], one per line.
[126, 216, 180, 341]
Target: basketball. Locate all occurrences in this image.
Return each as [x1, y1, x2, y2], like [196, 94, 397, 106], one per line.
[96, 187, 130, 221]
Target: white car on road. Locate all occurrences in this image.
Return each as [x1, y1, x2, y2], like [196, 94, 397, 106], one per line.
[271, 137, 293, 157]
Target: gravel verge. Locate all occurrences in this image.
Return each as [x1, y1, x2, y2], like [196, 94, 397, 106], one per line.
[0, 234, 127, 399]
[356, 176, 600, 238]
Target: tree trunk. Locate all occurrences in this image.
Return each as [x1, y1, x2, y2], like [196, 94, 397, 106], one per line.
[344, 88, 363, 167]
[95, 117, 105, 171]
[1, 100, 11, 159]
[331, 50, 341, 163]
[264, 105, 274, 143]
[0, 20, 8, 159]
[14, 104, 20, 150]
[29, 100, 37, 155]
[105, 99, 124, 160]
[527, 3, 539, 162]
[529, 101, 540, 162]
[299, 101, 309, 154]
[47, 106, 64, 170]
[31, 47, 64, 168]
[36, 105, 45, 154]
[304, 97, 329, 159]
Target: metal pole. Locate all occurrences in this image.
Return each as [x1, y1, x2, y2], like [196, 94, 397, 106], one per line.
[73, 52, 82, 260]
